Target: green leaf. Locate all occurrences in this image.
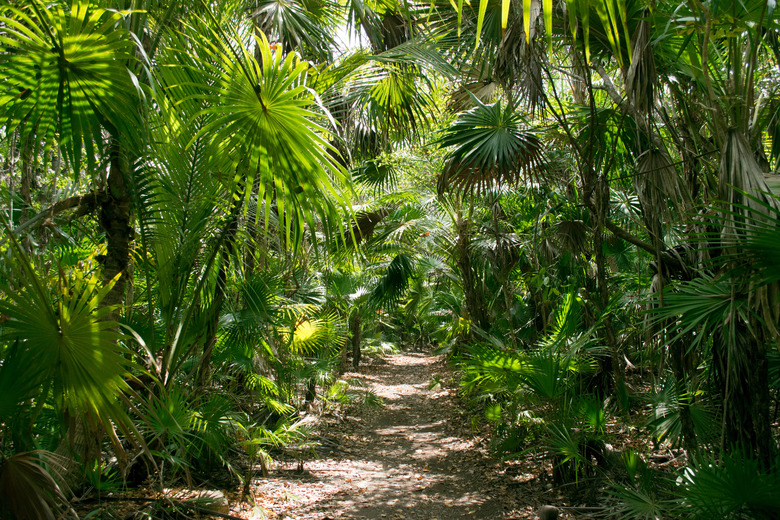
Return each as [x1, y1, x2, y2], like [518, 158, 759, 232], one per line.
[0, 1, 141, 174]
[544, 0, 553, 54]
[524, 0, 532, 43]
[502, 0, 511, 35]
[475, 0, 490, 49]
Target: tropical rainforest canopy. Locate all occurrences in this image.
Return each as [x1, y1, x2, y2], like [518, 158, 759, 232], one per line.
[1, 0, 780, 518]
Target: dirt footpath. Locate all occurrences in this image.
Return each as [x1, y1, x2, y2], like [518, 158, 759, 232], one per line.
[247, 353, 549, 520]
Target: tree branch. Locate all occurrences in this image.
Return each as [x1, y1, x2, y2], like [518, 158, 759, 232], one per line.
[604, 220, 684, 269]
[1, 191, 102, 246]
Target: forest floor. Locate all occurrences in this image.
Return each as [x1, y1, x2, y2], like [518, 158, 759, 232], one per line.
[235, 352, 561, 520]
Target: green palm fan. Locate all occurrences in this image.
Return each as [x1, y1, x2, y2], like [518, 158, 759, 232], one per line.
[177, 26, 349, 248]
[0, 246, 133, 435]
[250, 0, 338, 61]
[681, 451, 780, 519]
[0, 0, 141, 173]
[0, 230, 142, 491]
[436, 98, 546, 196]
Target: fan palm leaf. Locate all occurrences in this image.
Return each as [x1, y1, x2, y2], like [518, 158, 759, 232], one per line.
[0, 233, 135, 452]
[167, 23, 349, 248]
[368, 252, 416, 309]
[0, 451, 75, 520]
[250, 0, 338, 61]
[0, 1, 142, 173]
[436, 98, 546, 196]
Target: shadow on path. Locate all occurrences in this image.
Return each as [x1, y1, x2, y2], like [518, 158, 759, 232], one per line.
[256, 353, 525, 520]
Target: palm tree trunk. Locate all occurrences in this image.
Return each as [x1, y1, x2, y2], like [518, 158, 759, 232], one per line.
[196, 246, 230, 387]
[351, 312, 362, 369]
[669, 334, 699, 460]
[591, 171, 626, 400]
[19, 132, 35, 227]
[714, 323, 772, 467]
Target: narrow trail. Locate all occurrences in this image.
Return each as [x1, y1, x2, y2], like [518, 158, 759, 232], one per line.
[250, 353, 549, 520]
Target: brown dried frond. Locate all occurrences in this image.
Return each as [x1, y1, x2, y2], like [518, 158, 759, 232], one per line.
[495, 9, 546, 116]
[626, 16, 657, 118]
[350, 208, 392, 245]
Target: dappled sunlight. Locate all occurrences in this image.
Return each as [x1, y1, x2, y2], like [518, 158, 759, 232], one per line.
[249, 353, 517, 519]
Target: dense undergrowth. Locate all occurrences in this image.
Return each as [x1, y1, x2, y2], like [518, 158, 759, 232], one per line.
[2, 0, 780, 519]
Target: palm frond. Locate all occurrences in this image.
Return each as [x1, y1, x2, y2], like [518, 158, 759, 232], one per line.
[634, 148, 689, 244]
[0, 2, 142, 173]
[352, 159, 399, 192]
[681, 451, 780, 519]
[172, 23, 349, 248]
[719, 129, 779, 227]
[625, 15, 656, 118]
[436, 98, 546, 196]
[250, 0, 338, 61]
[0, 242, 133, 434]
[368, 253, 415, 310]
[0, 451, 76, 520]
[350, 206, 392, 245]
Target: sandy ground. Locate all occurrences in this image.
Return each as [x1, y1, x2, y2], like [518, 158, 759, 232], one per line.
[246, 353, 554, 520]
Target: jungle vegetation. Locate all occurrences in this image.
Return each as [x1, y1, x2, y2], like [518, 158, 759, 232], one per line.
[1, 0, 780, 518]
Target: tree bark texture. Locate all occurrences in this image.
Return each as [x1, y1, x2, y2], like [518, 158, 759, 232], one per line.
[99, 147, 132, 321]
[714, 323, 772, 467]
[351, 312, 362, 369]
[455, 214, 489, 330]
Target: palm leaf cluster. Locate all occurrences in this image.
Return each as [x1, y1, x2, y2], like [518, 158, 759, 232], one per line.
[437, 99, 545, 196]
[1, 0, 780, 518]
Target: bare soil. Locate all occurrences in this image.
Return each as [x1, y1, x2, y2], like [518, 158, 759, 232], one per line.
[242, 353, 556, 520]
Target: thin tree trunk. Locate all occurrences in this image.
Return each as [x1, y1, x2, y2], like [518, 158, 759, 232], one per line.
[100, 144, 133, 321]
[19, 133, 35, 227]
[669, 334, 699, 461]
[196, 246, 230, 387]
[454, 211, 489, 330]
[351, 312, 362, 369]
[4, 130, 17, 229]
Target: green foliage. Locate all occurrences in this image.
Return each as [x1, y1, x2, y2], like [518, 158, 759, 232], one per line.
[681, 452, 780, 519]
[2, 0, 780, 511]
[0, 451, 75, 520]
[644, 378, 717, 449]
[436, 99, 545, 195]
[0, 1, 142, 172]
[0, 238, 134, 453]
[166, 21, 348, 248]
[607, 469, 677, 520]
